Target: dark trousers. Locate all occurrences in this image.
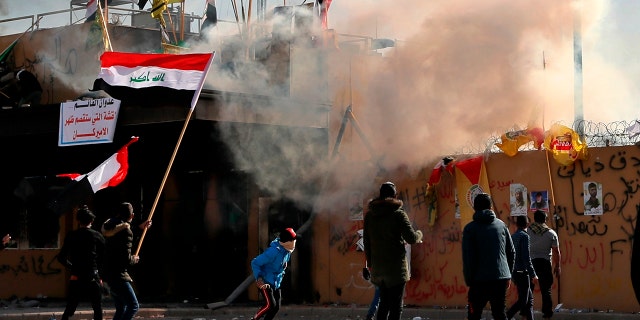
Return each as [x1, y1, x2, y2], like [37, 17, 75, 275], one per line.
[467, 279, 509, 320]
[108, 280, 139, 320]
[507, 272, 534, 320]
[254, 286, 281, 320]
[61, 278, 103, 320]
[532, 258, 554, 318]
[376, 282, 406, 320]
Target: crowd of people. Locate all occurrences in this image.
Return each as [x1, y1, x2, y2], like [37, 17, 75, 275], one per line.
[4, 181, 562, 320]
[461, 193, 561, 320]
[360, 183, 561, 320]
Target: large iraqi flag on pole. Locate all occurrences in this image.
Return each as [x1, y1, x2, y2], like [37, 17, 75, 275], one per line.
[455, 156, 491, 228]
[94, 51, 215, 107]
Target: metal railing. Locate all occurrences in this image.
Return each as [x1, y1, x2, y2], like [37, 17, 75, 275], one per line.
[0, 5, 207, 36]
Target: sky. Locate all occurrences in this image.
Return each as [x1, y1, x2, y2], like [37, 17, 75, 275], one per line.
[0, 1, 638, 126]
[1, 0, 640, 206]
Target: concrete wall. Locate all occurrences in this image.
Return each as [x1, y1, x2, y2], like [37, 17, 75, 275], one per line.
[0, 23, 163, 105]
[313, 146, 640, 312]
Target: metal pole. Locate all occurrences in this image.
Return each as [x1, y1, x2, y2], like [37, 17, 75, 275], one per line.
[573, 1, 584, 138]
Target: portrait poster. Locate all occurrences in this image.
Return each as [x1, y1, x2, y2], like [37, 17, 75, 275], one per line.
[510, 184, 528, 216]
[349, 191, 364, 221]
[529, 190, 549, 212]
[584, 181, 603, 215]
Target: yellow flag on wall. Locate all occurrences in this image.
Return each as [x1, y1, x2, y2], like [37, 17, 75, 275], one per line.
[455, 156, 491, 228]
[495, 127, 545, 157]
[543, 124, 588, 166]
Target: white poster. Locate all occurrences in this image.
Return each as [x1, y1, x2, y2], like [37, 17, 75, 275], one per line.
[58, 98, 120, 146]
[510, 184, 528, 216]
[584, 181, 603, 215]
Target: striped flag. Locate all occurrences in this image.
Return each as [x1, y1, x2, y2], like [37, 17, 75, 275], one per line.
[51, 137, 139, 214]
[94, 51, 215, 107]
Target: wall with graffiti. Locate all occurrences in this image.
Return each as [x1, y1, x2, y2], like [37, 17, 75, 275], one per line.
[0, 23, 161, 106]
[0, 250, 65, 298]
[314, 145, 640, 312]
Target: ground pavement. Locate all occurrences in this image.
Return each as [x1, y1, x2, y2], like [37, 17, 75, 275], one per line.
[0, 301, 638, 320]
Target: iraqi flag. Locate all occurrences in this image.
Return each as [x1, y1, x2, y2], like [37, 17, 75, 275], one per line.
[93, 51, 215, 107]
[455, 156, 491, 228]
[50, 137, 139, 215]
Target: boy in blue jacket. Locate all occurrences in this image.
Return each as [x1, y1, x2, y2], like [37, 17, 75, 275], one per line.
[250, 227, 298, 320]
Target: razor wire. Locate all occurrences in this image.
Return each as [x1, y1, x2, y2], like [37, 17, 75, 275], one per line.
[453, 119, 640, 156]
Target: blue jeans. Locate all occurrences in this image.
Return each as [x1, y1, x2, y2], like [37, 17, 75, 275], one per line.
[109, 281, 139, 320]
[366, 286, 380, 319]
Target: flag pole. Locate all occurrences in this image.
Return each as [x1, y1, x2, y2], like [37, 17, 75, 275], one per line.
[97, 0, 113, 52]
[134, 52, 216, 256]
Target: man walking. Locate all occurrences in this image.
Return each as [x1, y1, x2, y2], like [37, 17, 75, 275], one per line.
[57, 205, 105, 320]
[363, 181, 423, 320]
[528, 210, 561, 320]
[462, 193, 515, 320]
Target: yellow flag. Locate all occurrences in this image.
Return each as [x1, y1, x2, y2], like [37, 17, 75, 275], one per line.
[496, 127, 545, 157]
[151, 0, 167, 20]
[543, 124, 588, 166]
[455, 156, 491, 229]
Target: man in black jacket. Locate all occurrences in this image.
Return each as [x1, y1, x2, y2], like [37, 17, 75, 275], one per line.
[57, 205, 105, 320]
[101, 202, 151, 320]
[462, 193, 515, 320]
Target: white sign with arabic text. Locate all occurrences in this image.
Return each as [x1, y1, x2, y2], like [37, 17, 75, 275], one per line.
[58, 98, 120, 146]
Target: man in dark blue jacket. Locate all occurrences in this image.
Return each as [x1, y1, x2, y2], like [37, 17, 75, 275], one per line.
[462, 193, 515, 320]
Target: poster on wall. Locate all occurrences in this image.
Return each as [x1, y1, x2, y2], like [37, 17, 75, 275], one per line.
[510, 184, 528, 216]
[584, 181, 603, 215]
[349, 191, 364, 221]
[529, 190, 549, 212]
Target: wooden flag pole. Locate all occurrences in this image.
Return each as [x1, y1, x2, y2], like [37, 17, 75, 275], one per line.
[134, 52, 216, 256]
[97, 0, 112, 52]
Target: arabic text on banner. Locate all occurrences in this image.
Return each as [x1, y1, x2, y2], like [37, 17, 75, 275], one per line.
[58, 98, 121, 146]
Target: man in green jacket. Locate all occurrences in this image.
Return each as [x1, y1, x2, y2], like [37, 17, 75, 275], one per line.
[363, 181, 423, 320]
[462, 193, 515, 320]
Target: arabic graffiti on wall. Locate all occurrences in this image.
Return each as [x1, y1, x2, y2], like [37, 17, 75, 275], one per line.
[323, 146, 640, 311]
[0, 254, 62, 277]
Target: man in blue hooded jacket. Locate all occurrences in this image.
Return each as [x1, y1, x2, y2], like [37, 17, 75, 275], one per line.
[250, 227, 298, 320]
[462, 193, 515, 320]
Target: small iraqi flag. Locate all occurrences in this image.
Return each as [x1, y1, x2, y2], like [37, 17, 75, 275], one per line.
[51, 137, 139, 214]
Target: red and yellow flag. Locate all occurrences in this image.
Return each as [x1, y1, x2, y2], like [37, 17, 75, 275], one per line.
[543, 124, 588, 166]
[455, 156, 491, 228]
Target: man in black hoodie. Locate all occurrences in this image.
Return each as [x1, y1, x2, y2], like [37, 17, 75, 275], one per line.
[101, 202, 151, 320]
[363, 181, 423, 320]
[57, 205, 105, 320]
[462, 193, 515, 320]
